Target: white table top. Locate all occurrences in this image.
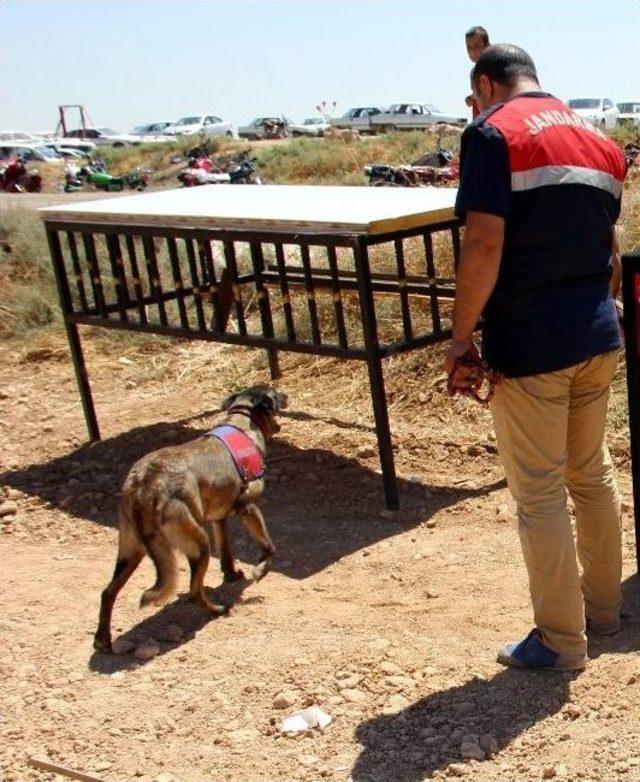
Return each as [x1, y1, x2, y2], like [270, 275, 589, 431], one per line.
[40, 184, 458, 236]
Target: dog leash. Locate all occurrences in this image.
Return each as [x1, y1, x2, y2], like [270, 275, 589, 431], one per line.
[447, 352, 503, 406]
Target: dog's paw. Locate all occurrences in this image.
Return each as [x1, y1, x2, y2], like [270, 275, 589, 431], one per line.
[251, 558, 272, 582]
[93, 635, 112, 654]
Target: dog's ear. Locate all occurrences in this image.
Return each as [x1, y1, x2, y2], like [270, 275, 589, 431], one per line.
[221, 391, 240, 411]
[275, 391, 288, 411]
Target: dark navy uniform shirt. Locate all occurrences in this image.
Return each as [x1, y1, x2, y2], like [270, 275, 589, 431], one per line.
[454, 92, 626, 377]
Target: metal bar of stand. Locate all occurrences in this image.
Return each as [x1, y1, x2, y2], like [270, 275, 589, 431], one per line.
[300, 244, 322, 345]
[81, 232, 108, 318]
[326, 246, 349, 348]
[199, 239, 225, 332]
[274, 243, 297, 342]
[47, 229, 100, 441]
[394, 237, 413, 340]
[141, 235, 168, 326]
[222, 239, 248, 336]
[105, 234, 130, 323]
[249, 241, 280, 379]
[422, 231, 442, 333]
[622, 253, 640, 571]
[184, 237, 207, 331]
[166, 236, 190, 329]
[452, 225, 462, 271]
[353, 237, 399, 510]
[124, 235, 148, 325]
[65, 231, 88, 311]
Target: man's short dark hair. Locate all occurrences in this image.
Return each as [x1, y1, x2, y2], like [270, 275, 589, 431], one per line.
[472, 44, 538, 87]
[465, 26, 489, 45]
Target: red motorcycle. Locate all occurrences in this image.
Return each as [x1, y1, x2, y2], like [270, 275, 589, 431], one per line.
[0, 157, 43, 193]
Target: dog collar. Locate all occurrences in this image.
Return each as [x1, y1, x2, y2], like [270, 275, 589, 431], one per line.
[205, 424, 265, 484]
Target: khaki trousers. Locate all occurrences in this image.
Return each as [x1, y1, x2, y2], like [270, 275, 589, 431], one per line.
[490, 350, 622, 657]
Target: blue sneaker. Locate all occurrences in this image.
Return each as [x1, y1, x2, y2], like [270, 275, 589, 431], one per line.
[497, 628, 586, 671]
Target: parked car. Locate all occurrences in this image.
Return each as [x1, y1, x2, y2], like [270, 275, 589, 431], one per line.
[48, 137, 97, 154]
[238, 117, 290, 140]
[129, 121, 175, 142]
[617, 101, 640, 129]
[130, 121, 174, 135]
[64, 127, 144, 146]
[163, 115, 236, 138]
[0, 129, 42, 143]
[331, 107, 382, 133]
[288, 117, 331, 137]
[370, 103, 465, 133]
[0, 142, 63, 163]
[566, 98, 618, 129]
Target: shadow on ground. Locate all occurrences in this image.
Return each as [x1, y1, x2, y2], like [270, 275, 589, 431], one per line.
[352, 667, 573, 781]
[1, 407, 506, 578]
[351, 574, 640, 781]
[88, 578, 253, 674]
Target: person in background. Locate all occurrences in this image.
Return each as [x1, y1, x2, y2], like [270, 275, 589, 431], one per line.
[465, 26, 490, 119]
[447, 44, 627, 671]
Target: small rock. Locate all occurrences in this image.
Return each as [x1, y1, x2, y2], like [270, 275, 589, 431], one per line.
[425, 590, 440, 599]
[382, 693, 410, 714]
[495, 504, 510, 523]
[163, 624, 183, 643]
[627, 674, 637, 685]
[467, 444, 484, 457]
[460, 740, 484, 760]
[337, 674, 360, 690]
[563, 703, 581, 719]
[94, 761, 113, 772]
[273, 691, 297, 710]
[448, 764, 467, 777]
[112, 637, 137, 655]
[134, 640, 160, 661]
[425, 519, 437, 528]
[155, 774, 176, 782]
[0, 500, 18, 517]
[384, 675, 415, 689]
[341, 688, 367, 703]
[615, 762, 629, 774]
[379, 661, 401, 675]
[479, 734, 498, 756]
[542, 766, 557, 780]
[357, 445, 376, 458]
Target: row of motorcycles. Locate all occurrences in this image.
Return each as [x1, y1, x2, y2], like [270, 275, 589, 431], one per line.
[177, 148, 263, 187]
[62, 157, 151, 193]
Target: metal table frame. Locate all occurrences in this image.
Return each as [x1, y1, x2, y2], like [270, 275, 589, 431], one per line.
[43, 200, 461, 509]
[622, 251, 640, 568]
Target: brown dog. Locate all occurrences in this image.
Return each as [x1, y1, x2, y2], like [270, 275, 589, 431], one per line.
[94, 385, 287, 653]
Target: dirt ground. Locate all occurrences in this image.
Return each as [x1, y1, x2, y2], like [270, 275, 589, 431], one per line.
[0, 331, 639, 782]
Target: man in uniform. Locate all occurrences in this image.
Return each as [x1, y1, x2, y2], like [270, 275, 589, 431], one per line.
[446, 44, 627, 670]
[465, 26, 490, 119]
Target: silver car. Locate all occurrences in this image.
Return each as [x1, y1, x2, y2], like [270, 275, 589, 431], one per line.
[331, 107, 382, 134]
[617, 101, 640, 129]
[163, 115, 237, 139]
[370, 103, 466, 133]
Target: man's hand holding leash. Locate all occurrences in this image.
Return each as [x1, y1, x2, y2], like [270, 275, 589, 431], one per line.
[444, 211, 504, 404]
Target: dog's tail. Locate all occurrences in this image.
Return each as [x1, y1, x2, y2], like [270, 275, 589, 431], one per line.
[128, 496, 178, 608]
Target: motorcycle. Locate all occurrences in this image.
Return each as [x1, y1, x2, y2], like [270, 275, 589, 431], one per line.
[0, 157, 42, 193]
[82, 163, 151, 192]
[177, 151, 263, 186]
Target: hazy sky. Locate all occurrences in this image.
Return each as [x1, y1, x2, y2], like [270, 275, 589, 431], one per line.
[1, 0, 639, 133]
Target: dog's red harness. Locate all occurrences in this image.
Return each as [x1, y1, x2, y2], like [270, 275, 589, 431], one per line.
[205, 425, 265, 483]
